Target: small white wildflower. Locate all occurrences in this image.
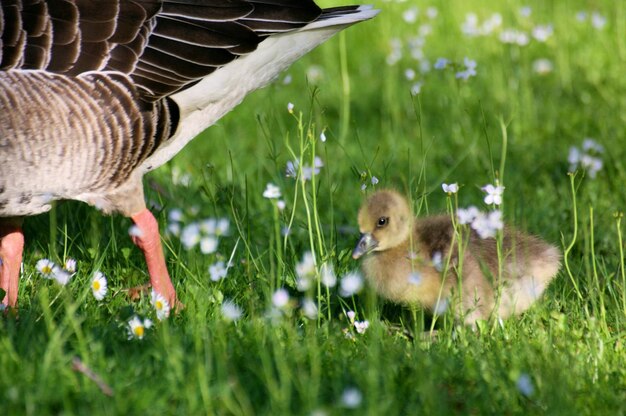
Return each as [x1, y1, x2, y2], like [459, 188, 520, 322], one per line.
[151, 290, 171, 321]
[296, 275, 312, 292]
[340, 387, 363, 408]
[127, 316, 152, 340]
[500, 29, 530, 46]
[320, 263, 337, 288]
[200, 236, 219, 254]
[301, 298, 318, 320]
[516, 373, 534, 397]
[402, 7, 418, 23]
[353, 320, 370, 334]
[221, 299, 243, 321]
[520, 6, 532, 17]
[320, 131, 327, 142]
[457, 206, 480, 225]
[287, 102, 295, 113]
[471, 210, 503, 239]
[296, 252, 316, 279]
[532, 24, 553, 42]
[64, 258, 77, 273]
[282, 74, 292, 85]
[36, 258, 56, 278]
[482, 183, 505, 206]
[432, 251, 443, 272]
[410, 82, 423, 95]
[434, 298, 449, 314]
[360, 183, 367, 191]
[168, 208, 184, 222]
[272, 288, 290, 308]
[128, 225, 143, 238]
[180, 223, 201, 249]
[532, 58, 553, 75]
[426, 6, 438, 19]
[91, 271, 108, 301]
[167, 222, 181, 237]
[276, 200, 286, 211]
[52, 266, 71, 285]
[408, 271, 422, 285]
[216, 218, 230, 236]
[434, 57, 448, 69]
[442, 183, 459, 194]
[340, 271, 364, 297]
[582, 138, 604, 153]
[371, 176, 379, 186]
[346, 310, 356, 322]
[209, 261, 228, 281]
[591, 12, 606, 30]
[263, 183, 282, 199]
[199, 218, 217, 235]
[306, 65, 324, 83]
[404, 68, 416, 81]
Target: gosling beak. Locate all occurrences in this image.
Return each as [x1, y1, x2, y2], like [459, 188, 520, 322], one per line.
[352, 233, 378, 259]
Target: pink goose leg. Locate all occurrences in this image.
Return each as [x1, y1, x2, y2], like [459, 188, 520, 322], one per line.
[130, 209, 178, 309]
[0, 222, 24, 310]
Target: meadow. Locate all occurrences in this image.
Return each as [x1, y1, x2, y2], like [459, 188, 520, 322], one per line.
[1, 0, 625, 414]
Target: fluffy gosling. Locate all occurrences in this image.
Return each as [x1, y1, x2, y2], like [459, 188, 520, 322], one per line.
[352, 189, 561, 325]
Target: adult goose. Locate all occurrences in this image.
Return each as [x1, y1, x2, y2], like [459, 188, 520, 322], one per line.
[0, 0, 378, 310]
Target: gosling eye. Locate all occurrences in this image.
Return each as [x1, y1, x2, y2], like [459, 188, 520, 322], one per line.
[376, 217, 389, 228]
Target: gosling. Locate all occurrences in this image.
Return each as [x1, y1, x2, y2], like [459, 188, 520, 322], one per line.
[352, 189, 561, 325]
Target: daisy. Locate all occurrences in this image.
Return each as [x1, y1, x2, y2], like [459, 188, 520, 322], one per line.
[52, 266, 72, 285]
[339, 271, 364, 297]
[151, 290, 170, 321]
[36, 258, 56, 278]
[91, 271, 108, 301]
[127, 316, 153, 340]
[64, 258, 77, 273]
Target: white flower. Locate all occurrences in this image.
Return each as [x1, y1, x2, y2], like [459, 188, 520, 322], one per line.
[127, 316, 152, 340]
[282, 74, 292, 85]
[221, 299, 243, 321]
[53, 266, 71, 285]
[287, 102, 294, 113]
[404, 68, 416, 81]
[532, 58, 553, 75]
[276, 200, 286, 211]
[306, 65, 324, 82]
[64, 258, 77, 273]
[371, 176, 379, 186]
[431, 251, 443, 272]
[482, 183, 505, 205]
[320, 263, 337, 288]
[151, 290, 171, 321]
[263, 183, 282, 199]
[354, 320, 370, 334]
[408, 271, 422, 285]
[532, 24, 553, 42]
[36, 258, 56, 278]
[180, 223, 201, 249]
[402, 6, 418, 23]
[457, 206, 480, 225]
[591, 12, 606, 30]
[576, 11, 587, 22]
[301, 298, 318, 320]
[516, 373, 534, 397]
[442, 183, 458, 194]
[582, 138, 604, 153]
[209, 261, 228, 282]
[426, 6, 438, 19]
[340, 387, 363, 408]
[320, 131, 327, 142]
[456, 57, 477, 79]
[296, 251, 316, 280]
[520, 6, 532, 17]
[216, 218, 230, 236]
[471, 210, 503, 239]
[167, 222, 181, 237]
[128, 225, 143, 238]
[346, 310, 356, 322]
[272, 288, 290, 308]
[340, 271, 364, 297]
[91, 271, 108, 301]
[296, 275, 312, 292]
[410, 82, 423, 95]
[200, 236, 219, 254]
[500, 29, 529, 46]
[434, 57, 448, 69]
[285, 158, 323, 181]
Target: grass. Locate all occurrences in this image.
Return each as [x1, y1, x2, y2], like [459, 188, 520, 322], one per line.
[2, 0, 626, 414]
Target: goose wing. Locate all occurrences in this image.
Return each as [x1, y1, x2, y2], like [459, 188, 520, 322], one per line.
[0, 0, 330, 100]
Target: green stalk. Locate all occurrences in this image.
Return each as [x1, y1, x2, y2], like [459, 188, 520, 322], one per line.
[562, 173, 583, 301]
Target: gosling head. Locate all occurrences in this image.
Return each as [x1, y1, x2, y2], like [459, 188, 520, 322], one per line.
[352, 190, 413, 259]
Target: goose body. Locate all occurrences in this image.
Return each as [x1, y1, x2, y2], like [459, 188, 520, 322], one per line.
[0, 0, 378, 309]
[353, 190, 561, 325]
